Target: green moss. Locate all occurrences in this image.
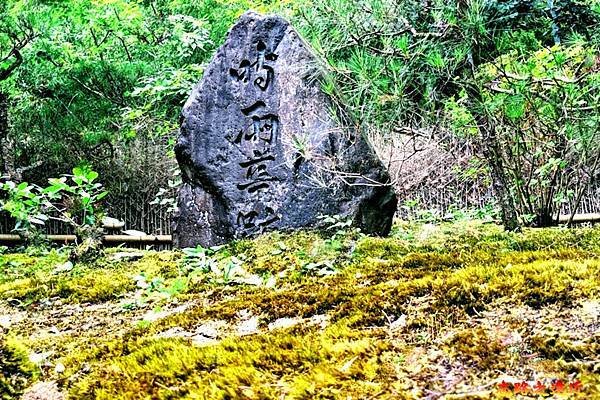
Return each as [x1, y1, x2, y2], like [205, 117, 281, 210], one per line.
[353, 236, 411, 261]
[0, 250, 187, 303]
[241, 230, 352, 277]
[436, 257, 600, 312]
[0, 252, 63, 283]
[507, 226, 600, 252]
[148, 237, 599, 335]
[398, 252, 464, 270]
[0, 335, 37, 399]
[129, 251, 182, 279]
[530, 334, 600, 363]
[0, 262, 134, 303]
[69, 325, 394, 400]
[55, 268, 135, 302]
[2, 221, 600, 399]
[444, 328, 507, 369]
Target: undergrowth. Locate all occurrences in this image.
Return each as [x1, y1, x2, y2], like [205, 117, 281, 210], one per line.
[1, 221, 599, 399]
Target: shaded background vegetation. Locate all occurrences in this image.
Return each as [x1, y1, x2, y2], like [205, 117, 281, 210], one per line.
[1, 0, 599, 232]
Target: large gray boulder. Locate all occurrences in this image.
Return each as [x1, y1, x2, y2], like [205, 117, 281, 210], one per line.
[173, 11, 397, 247]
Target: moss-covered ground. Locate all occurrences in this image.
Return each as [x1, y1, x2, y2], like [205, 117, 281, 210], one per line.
[1, 221, 599, 399]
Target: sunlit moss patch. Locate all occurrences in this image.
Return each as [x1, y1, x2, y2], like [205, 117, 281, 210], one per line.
[1, 221, 599, 399]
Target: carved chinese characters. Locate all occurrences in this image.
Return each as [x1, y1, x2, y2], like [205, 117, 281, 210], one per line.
[230, 40, 277, 91]
[173, 12, 397, 248]
[228, 42, 282, 234]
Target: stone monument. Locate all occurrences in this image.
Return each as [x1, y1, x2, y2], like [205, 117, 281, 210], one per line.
[173, 11, 397, 247]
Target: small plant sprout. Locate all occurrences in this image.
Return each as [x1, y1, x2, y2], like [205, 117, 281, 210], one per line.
[318, 214, 354, 239]
[125, 273, 188, 309]
[181, 245, 224, 273]
[301, 260, 338, 276]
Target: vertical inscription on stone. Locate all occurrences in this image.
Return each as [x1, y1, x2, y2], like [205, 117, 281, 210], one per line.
[174, 12, 398, 248]
[229, 41, 280, 235]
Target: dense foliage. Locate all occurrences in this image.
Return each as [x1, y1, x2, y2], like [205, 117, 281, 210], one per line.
[296, 0, 600, 227]
[1, 0, 599, 228]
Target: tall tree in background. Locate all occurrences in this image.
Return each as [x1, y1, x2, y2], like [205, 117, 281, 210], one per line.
[0, 0, 277, 227]
[296, 0, 600, 229]
[0, 6, 36, 181]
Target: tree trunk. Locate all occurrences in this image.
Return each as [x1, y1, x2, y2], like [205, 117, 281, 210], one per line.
[476, 117, 520, 231]
[0, 90, 17, 180]
[535, 210, 555, 228]
[0, 90, 8, 174]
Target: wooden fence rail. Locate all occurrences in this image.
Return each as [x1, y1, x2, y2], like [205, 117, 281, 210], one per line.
[0, 234, 173, 251]
[0, 234, 172, 244]
[0, 213, 597, 249]
[0, 183, 599, 240]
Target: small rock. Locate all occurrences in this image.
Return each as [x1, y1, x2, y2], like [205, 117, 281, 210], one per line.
[54, 363, 65, 374]
[307, 314, 330, 329]
[191, 335, 219, 347]
[29, 351, 53, 365]
[268, 317, 301, 331]
[500, 331, 523, 346]
[21, 381, 65, 400]
[52, 261, 73, 274]
[0, 311, 27, 328]
[156, 327, 193, 339]
[195, 322, 224, 339]
[140, 304, 190, 323]
[234, 274, 263, 286]
[581, 300, 599, 318]
[122, 229, 147, 236]
[237, 316, 260, 336]
[140, 310, 165, 323]
[236, 309, 252, 320]
[418, 223, 438, 241]
[264, 275, 277, 289]
[102, 217, 125, 230]
[109, 252, 145, 262]
[339, 355, 359, 373]
[0, 315, 12, 329]
[389, 314, 407, 331]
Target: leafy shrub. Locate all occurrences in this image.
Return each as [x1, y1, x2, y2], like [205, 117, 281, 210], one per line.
[1, 165, 107, 237]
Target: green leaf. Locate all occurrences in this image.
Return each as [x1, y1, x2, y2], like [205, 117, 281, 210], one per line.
[86, 170, 99, 182]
